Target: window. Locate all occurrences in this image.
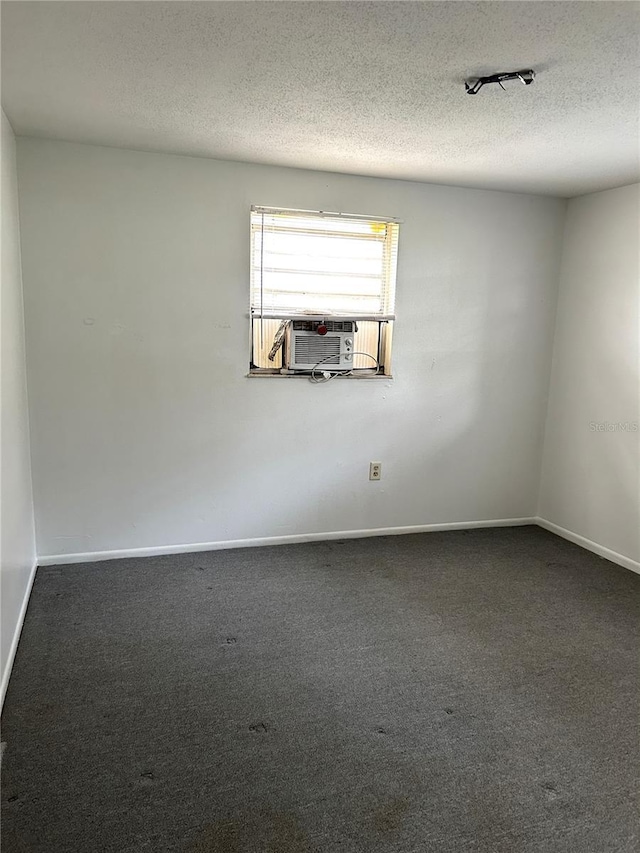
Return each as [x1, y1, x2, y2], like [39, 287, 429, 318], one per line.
[249, 207, 399, 377]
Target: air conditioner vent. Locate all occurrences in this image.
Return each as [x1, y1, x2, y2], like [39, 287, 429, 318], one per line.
[291, 320, 355, 333]
[324, 320, 354, 333]
[294, 335, 341, 365]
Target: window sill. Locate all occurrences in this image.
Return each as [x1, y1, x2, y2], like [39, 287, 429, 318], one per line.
[247, 370, 393, 380]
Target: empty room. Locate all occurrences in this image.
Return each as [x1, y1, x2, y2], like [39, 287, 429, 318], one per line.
[1, 1, 639, 851]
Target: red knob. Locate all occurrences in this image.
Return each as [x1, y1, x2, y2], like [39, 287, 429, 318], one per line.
[317, 324, 328, 336]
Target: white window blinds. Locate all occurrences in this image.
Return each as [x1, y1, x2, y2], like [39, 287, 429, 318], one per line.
[250, 208, 399, 318]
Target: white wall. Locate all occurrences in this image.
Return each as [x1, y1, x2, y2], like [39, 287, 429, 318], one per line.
[1, 111, 36, 702]
[16, 139, 566, 560]
[539, 184, 640, 568]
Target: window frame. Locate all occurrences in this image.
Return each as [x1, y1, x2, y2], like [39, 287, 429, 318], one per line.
[248, 206, 399, 379]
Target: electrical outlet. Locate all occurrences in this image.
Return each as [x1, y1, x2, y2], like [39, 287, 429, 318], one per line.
[369, 462, 382, 481]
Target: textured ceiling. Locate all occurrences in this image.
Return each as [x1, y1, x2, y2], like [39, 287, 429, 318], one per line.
[2, 1, 640, 197]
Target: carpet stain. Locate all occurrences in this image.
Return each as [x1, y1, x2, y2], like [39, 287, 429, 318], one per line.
[32, 702, 56, 717]
[373, 797, 409, 833]
[137, 771, 156, 787]
[248, 722, 269, 733]
[267, 813, 313, 852]
[185, 820, 240, 853]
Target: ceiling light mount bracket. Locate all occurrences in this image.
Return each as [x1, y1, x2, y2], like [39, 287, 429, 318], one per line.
[465, 69, 535, 95]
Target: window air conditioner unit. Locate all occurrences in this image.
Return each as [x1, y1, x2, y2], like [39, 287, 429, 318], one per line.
[287, 320, 355, 371]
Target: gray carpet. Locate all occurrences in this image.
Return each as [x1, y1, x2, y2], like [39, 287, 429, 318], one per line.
[1, 526, 639, 853]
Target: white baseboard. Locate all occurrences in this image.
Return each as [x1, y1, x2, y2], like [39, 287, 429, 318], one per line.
[536, 517, 640, 575]
[37, 517, 537, 566]
[1, 559, 38, 711]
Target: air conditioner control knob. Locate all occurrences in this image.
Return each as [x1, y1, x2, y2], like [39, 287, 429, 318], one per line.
[345, 338, 353, 346]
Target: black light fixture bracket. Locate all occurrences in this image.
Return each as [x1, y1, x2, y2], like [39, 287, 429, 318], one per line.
[465, 69, 535, 95]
